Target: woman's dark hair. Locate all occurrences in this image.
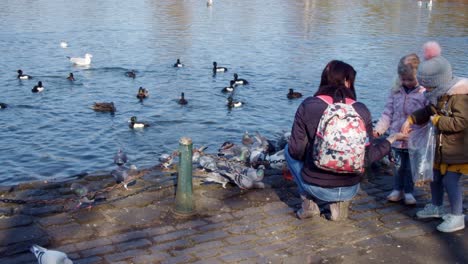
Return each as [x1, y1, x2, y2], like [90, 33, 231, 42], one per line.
[314, 60, 357, 101]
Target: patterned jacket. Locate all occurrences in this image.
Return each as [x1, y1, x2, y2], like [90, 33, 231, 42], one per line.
[374, 86, 429, 149]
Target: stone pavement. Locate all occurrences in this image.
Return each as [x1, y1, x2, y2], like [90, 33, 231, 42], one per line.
[0, 166, 466, 264]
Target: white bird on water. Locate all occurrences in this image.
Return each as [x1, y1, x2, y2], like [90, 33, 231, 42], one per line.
[30, 244, 73, 264]
[60, 41, 68, 48]
[207, 0, 213, 7]
[67, 53, 92, 66]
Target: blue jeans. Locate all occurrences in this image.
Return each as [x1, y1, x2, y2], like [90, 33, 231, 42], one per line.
[284, 145, 359, 202]
[431, 170, 463, 215]
[392, 148, 414, 194]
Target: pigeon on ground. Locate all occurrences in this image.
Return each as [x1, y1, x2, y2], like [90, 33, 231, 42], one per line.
[111, 165, 137, 190]
[113, 149, 128, 166]
[199, 155, 218, 171]
[266, 149, 285, 170]
[192, 145, 208, 163]
[159, 153, 174, 169]
[70, 183, 94, 207]
[201, 172, 230, 188]
[30, 244, 73, 264]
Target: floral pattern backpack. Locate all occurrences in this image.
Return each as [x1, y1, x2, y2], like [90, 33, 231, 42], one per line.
[312, 95, 368, 174]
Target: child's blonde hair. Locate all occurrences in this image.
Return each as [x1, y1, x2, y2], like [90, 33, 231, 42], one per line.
[392, 53, 421, 93]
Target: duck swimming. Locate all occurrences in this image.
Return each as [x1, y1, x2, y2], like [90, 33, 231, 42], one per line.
[287, 89, 302, 99]
[67, 73, 75, 81]
[173, 59, 184, 68]
[231, 73, 249, 85]
[31, 81, 44, 93]
[125, 70, 136, 78]
[92, 102, 116, 113]
[178, 92, 188, 105]
[0, 103, 7, 109]
[17, 69, 31, 80]
[213, 61, 228, 73]
[227, 96, 243, 108]
[221, 81, 236, 93]
[136, 87, 149, 100]
[129, 116, 150, 129]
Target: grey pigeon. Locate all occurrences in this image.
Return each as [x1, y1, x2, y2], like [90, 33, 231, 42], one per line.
[111, 165, 137, 190]
[30, 244, 73, 264]
[159, 153, 174, 169]
[242, 166, 265, 182]
[242, 131, 254, 146]
[218, 170, 254, 190]
[199, 155, 218, 171]
[70, 183, 94, 207]
[113, 149, 128, 166]
[192, 145, 208, 163]
[202, 172, 230, 188]
[266, 149, 285, 170]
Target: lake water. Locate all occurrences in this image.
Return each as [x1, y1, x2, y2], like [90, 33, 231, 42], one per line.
[0, 0, 467, 185]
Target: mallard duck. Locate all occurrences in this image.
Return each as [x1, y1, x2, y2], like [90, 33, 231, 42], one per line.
[173, 59, 184, 68]
[178, 92, 188, 105]
[67, 73, 75, 81]
[231, 73, 249, 85]
[32, 81, 44, 93]
[17, 69, 31, 80]
[136, 87, 149, 100]
[213, 61, 228, 73]
[129, 116, 149, 129]
[68, 53, 92, 66]
[125, 70, 136, 78]
[227, 96, 243, 108]
[92, 102, 116, 112]
[0, 103, 7, 109]
[287, 89, 302, 99]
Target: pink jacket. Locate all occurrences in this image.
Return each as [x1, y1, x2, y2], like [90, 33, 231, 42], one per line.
[374, 86, 429, 149]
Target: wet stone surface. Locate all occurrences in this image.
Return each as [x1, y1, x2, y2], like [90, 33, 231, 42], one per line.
[0, 166, 466, 263]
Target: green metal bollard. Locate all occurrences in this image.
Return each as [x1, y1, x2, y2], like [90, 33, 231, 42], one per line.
[174, 137, 195, 216]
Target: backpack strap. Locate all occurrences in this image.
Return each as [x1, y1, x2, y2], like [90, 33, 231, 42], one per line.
[317, 95, 355, 105]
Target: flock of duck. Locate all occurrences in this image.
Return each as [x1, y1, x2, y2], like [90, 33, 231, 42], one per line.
[2, 53, 305, 129]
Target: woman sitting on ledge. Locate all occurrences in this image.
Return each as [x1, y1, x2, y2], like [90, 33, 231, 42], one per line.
[285, 60, 407, 221]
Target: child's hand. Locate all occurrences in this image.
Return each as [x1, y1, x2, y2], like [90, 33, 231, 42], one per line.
[401, 120, 412, 134]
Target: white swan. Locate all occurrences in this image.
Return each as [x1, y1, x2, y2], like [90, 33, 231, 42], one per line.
[68, 53, 92, 66]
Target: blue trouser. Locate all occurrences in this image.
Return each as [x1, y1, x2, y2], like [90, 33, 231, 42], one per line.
[392, 148, 414, 194]
[284, 145, 359, 202]
[431, 170, 463, 215]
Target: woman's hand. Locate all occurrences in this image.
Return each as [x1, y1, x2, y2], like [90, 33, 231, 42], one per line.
[401, 119, 412, 135]
[372, 130, 381, 138]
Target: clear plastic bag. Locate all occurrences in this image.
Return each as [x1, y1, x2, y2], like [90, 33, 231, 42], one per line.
[408, 123, 436, 187]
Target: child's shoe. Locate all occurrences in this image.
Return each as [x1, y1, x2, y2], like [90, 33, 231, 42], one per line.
[387, 190, 403, 202]
[436, 214, 465, 233]
[404, 193, 417, 205]
[416, 203, 445, 219]
[296, 195, 320, 219]
[329, 201, 350, 221]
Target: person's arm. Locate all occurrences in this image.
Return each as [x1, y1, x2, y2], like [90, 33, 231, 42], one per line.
[374, 92, 395, 136]
[288, 103, 309, 161]
[434, 96, 468, 132]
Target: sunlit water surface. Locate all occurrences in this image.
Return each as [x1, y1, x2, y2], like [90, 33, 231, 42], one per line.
[0, 0, 467, 185]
